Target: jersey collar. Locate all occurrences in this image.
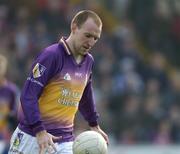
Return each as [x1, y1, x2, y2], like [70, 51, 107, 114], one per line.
[60, 37, 71, 55]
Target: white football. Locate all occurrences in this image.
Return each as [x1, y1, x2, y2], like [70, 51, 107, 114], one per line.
[73, 131, 108, 154]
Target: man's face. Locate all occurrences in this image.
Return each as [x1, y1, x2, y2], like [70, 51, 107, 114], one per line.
[72, 18, 102, 56]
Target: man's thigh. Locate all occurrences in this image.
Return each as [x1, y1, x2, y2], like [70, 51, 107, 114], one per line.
[55, 142, 73, 154]
[8, 127, 39, 154]
[9, 127, 73, 154]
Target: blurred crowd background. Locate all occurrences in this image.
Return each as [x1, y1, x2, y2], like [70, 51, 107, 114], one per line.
[0, 0, 180, 152]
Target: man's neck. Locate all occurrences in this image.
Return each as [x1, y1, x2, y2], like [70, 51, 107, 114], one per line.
[66, 37, 83, 64]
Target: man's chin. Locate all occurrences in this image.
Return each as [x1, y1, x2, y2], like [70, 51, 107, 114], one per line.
[80, 50, 88, 56]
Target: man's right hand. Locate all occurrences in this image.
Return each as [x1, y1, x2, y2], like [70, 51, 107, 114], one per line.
[36, 130, 62, 154]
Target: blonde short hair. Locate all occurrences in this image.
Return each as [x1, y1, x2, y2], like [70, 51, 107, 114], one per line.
[71, 10, 102, 28]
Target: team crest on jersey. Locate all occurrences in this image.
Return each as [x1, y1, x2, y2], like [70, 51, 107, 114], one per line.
[32, 63, 46, 78]
[63, 73, 71, 81]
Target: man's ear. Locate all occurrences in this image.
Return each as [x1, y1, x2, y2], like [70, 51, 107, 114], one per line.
[71, 23, 77, 34]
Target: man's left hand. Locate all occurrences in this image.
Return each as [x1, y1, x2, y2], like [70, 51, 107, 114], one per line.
[90, 125, 109, 145]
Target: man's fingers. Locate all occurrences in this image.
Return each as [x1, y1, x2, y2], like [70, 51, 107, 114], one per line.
[43, 141, 57, 154]
[100, 132, 109, 145]
[52, 135, 62, 142]
[39, 143, 49, 154]
[104, 134, 109, 145]
[50, 143, 57, 153]
[39, 144, 43, 154]
[39, 144, 45, 154]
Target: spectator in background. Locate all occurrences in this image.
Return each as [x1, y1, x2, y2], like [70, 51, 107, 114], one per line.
[143, 52, 169, 92]
[0, 54, 19, 154]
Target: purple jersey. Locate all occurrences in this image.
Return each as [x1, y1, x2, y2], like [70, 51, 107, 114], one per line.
[0, 81, 18, 133]
[18, 37, 99, 143]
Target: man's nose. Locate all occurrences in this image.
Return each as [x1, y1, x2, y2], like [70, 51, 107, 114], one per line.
[88, 38, 96, 46]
